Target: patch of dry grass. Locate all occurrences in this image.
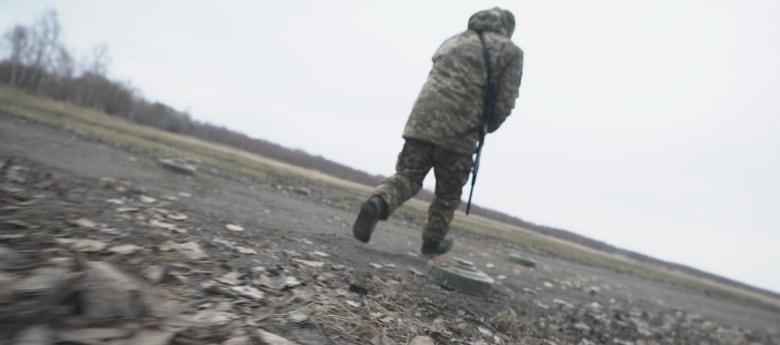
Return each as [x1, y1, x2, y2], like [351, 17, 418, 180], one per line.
[1, 85, 778, 312]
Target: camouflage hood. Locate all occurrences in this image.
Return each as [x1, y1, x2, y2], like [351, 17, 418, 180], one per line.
[467, 7, 515, 38]
[403, 8, 523, 155]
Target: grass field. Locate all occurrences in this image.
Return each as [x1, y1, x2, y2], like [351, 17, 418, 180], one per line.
[1, 85, 778, 312]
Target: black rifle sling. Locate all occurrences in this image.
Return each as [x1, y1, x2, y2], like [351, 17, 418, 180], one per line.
[478, 31, 498, 128]
[466, 31, 498, 215]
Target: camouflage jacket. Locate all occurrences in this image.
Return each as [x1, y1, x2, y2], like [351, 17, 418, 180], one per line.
[403, 8, 524, 155]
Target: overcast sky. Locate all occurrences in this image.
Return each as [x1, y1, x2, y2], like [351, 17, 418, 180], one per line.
[2, 0, 779, 293]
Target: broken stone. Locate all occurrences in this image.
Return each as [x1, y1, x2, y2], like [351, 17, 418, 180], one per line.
[256, 275, 283, 290]
[223, 336, 252, 345]
[432, 317, 449, 335]
[144, 265, 168, 284]
[477, 326, 493, 337]
[345, 300, 361, 308]
[213, 238, 257, 255]
[70, 239, 108, 253]
[231, 285, 265, 301]
[225, 224, 244, 232]
[165, 241, 208, 260]
[99, 177, 119, 186]
[574, 322, 591, 333]
[214, 238, 233, 247]
[69, 217, 98, 229]
[552, 298, 574, 309]
[159, 241, 176, 252]
[109, 244, 143, 255]
[167, 212, 189, 221]
[508, 253, 537, 268]
[217, 272, 243, 286]
[374, 334, 397, 345]
[116, 207, 141, 213]
[316, 273, 336, 283]
[106, 198, 125, 205]
[369, 262, 383, 269]
[409, 267, 424, 276]
[190, 309, 237, 327]
[293, 258, 325, 268]
[255, 329, 300, 345]
[293, 186, 312, 196]
[150, 219, 177, 230]
[139, 195, 157, 203]
[312, 251, 330, 257]
[159, 158, 198, 175]
[288, 310, 309, 324]
[284, 276, 302, 288]
[235, 246, 257, 255]
[630, 317, 655, 337]
[587, 286, 600, 296]
[408, 336, 435, 345]
[202, 280, 239, 298]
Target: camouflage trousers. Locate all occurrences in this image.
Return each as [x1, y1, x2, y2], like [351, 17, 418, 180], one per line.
[373, 138, 473, 242]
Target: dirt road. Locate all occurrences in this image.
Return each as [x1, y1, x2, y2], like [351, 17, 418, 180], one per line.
[1, 113, 778, 344]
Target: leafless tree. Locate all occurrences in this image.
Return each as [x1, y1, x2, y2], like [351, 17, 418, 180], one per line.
[78, 43, 111, 108]
[4, 24, 31, 86]
[29, 10, 63, 93]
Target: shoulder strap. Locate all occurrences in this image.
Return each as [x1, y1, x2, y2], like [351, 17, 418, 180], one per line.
[462, 31, 498, 136]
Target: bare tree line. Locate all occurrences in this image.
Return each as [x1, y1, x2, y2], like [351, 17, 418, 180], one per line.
[0, 10, 385, 187]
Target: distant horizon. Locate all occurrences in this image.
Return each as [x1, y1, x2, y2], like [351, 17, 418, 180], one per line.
[1, 0, 778, 294]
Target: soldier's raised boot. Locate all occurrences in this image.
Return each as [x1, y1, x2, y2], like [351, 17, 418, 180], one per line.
[421, 237, 454, 258]
[353, 196, 387, 243]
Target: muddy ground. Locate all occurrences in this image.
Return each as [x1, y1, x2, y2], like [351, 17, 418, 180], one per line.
[1, 113, 779, 345]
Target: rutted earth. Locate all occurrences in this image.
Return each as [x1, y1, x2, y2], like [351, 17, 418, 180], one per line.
[1, 114, 779, 345]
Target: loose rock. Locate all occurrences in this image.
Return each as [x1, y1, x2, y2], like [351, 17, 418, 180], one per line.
[144, 265, 168, 284]
[71, 239, 108, 253]
[255, 329, 300, 345]
[409, 336, 435, 345]
[109, 244, 143, 255]
[225, 224, 244, 232]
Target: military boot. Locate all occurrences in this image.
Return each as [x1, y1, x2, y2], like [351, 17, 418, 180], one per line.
[421, 237, 454, 258]
[353, 196, 387, 243]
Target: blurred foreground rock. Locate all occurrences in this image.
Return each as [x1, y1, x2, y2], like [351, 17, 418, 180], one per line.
[0, 246, 189, 344]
